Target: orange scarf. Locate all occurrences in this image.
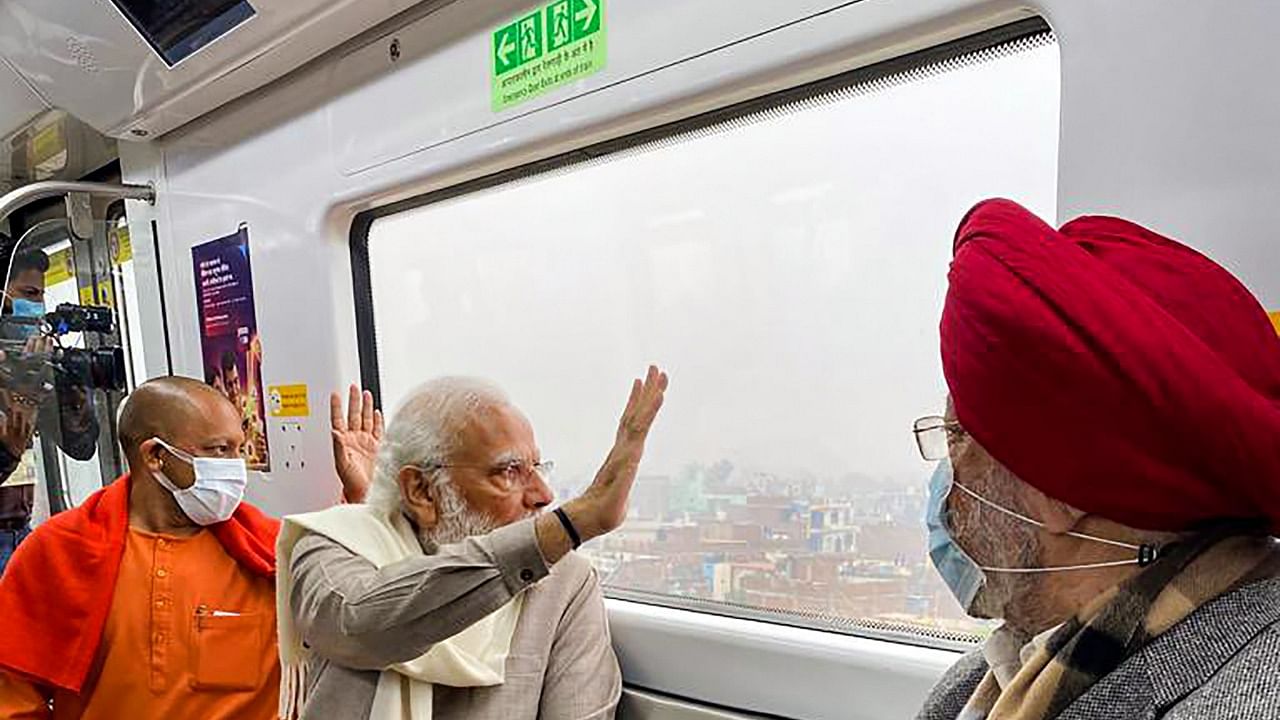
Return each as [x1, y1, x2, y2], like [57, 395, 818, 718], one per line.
[0, 474, 278, 692]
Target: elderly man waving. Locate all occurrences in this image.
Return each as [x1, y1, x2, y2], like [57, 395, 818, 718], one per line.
[915, 200, 1280, 719]
[278, 366, 668, 720]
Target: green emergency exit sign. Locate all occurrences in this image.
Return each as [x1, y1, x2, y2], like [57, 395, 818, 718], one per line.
[492, 0, 606, 112]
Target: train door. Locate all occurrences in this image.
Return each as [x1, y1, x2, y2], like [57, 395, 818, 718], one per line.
[5, 199, 140, 524]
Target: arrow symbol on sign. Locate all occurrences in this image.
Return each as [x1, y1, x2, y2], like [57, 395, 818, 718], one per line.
[497, 31, 515, 66]
[575, 0, 597, 31]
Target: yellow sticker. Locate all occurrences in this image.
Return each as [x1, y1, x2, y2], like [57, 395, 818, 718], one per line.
[113, 226, 133, 265]
[268, 384, 310, 418]
[1270, 311, 1280, 336]
[78, 280, 114, 308]
[29, 122, 65, 168]
[44, 248, 74, 286]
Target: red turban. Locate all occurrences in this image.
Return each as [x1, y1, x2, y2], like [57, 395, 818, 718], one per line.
[941, 199, 1280, 532]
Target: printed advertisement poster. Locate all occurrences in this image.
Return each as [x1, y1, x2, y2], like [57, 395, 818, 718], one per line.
[192, 226, 270, 470]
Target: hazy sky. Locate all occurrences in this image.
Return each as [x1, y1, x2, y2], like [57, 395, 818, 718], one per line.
[369, 41, 1060, 490]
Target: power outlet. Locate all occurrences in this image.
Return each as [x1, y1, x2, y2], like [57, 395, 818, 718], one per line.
[278, 422, 306, 471]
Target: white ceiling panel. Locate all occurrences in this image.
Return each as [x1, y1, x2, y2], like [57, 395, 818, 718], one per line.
[0, 56, 48, 142]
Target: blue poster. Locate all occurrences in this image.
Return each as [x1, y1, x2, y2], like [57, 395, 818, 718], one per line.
[192, 226, 270, 470]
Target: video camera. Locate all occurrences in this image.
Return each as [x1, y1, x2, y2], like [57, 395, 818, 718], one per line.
[45, 303, 113, 335]
[0, 302, 127, 398]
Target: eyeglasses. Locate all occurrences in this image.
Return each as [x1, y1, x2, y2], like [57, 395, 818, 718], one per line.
[421, 458, 555, 493]
[912, 416, 968, 461]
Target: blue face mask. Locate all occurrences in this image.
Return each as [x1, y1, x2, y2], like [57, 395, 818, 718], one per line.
[926, 457, 1160, 616]
[9, 298, 44, 339]
[925, 458, 986, 613]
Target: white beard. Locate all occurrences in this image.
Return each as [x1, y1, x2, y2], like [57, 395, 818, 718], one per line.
[417, 475, 503, 552]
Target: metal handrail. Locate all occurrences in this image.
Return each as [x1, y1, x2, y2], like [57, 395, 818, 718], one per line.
[0, 180, 154, 227]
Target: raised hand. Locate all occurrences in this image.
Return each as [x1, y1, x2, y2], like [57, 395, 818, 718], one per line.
[573, 365, 669, 537]
[535, 366, 668, 561]
[330, 384, 384, 503]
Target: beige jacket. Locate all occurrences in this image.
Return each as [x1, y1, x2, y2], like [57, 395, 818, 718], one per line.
[288, 518, 621, 719]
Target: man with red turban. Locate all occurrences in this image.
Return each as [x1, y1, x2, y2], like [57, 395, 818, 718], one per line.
[915, 200, 1280, 719]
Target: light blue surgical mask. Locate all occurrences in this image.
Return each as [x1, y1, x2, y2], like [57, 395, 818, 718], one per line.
[926, 457, 1160, 615]
[9, 298, 44, 339]
[926, 458, 987, 612]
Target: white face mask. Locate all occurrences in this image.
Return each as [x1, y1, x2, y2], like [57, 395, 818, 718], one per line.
[151, 437, 248, 526]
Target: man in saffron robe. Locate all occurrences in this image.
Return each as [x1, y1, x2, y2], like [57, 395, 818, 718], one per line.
[0, 377, 281, 719]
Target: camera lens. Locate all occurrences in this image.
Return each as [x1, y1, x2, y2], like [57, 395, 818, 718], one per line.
[55, 347, 126, 392]
[89, 347, 127, 392]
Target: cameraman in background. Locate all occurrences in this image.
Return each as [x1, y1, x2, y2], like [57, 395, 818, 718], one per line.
[0, 247, 51, 574]
[0, 244, 105, 574]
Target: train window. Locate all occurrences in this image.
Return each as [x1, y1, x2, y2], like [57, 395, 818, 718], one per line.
[358, 21, 1058, 644]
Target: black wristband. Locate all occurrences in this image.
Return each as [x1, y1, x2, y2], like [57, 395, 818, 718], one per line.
[553, 507, 582, 549]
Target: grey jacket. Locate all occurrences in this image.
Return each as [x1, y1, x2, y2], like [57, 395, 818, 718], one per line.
[289, 518, 621, 719]
[917, 576, 1280, 719]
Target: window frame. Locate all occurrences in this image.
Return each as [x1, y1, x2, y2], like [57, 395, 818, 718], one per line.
[347, 16, 1055, 649]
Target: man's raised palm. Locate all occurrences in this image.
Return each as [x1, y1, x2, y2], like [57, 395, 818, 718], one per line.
[331, 385, 383, 503]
